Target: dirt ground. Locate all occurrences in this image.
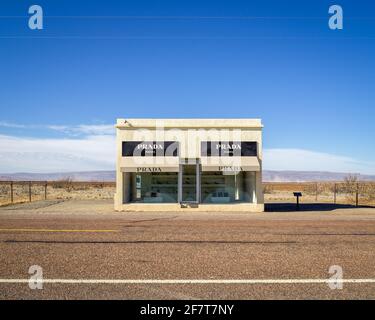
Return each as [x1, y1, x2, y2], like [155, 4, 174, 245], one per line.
[1, 182, 374, 207]
[0, 183, 115, 205]
[0, 199, 375, 300]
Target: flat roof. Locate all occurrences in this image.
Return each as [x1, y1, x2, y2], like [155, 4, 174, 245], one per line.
[116, 118, 263, 129]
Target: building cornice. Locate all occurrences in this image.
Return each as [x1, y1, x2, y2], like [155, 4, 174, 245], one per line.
[116, 118, 263, 129]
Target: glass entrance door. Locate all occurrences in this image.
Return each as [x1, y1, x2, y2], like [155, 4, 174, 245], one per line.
[179, 159, 200, 204]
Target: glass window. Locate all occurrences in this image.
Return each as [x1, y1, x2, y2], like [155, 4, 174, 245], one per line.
[129, 172, 178, 203]
[201, 171, 256, 203]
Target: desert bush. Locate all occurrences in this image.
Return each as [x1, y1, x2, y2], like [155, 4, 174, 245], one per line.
[52, 177, 74, 192]
[0, 184, 10, 203]
[360, 183, 375, 201]
[0, 184, 9, 194]
[263, 184, 273, 194]
[303, 183, 317, 195]
[70, 183, 90, 191]
[303, 183, 326, 195]
[343, 175, 358, 193]
[341, 175, 359, 203]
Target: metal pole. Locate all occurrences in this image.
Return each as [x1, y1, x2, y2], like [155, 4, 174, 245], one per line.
[29, 181, 32, 202]
[196, 162, 200, 204]
[10, 182, 14, 203]
[334, 183, 337, 204]
[296, 195, 300, 211]
[178, 164, 183, 204]
[356, 183, 359, 207]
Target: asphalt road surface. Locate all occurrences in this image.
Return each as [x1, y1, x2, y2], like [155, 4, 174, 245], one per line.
[0, 199, 375, 299]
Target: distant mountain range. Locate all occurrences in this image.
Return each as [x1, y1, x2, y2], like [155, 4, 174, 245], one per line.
[0, 171, 116, 182]
[263, 170, 375, 182]
[0, 170, 374, 182]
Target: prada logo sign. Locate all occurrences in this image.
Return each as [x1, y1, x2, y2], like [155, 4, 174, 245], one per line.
[122, 141, 179, 157]
[136, 167, 162, 172]
[219, 166, 243, 172]
[201, 141, 257, 157]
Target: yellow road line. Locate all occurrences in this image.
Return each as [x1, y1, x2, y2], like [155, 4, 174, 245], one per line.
[1, 278, 375, 284]
[0, 228, 119, 233]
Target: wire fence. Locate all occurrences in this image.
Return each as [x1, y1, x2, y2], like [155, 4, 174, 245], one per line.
[263, 181, 375, 207]
[0, 181, 116, 206]
[0, 180, 374, 207]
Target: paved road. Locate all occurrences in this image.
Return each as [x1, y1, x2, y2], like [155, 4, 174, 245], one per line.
[0, 200, 375, 299]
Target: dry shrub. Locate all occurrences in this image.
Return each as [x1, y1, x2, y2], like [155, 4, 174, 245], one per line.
[319, 182, 335, 195]
[70, 183, 90, 191]
[89, 182, 105, 189]
[0, 184, 9, 194]
[343, 175, 358, 193]
[360, 183, 375, 201]
[52, 177, 74, 192]
[0, 184, 10, 203]
[303, 183, 326, 195]
[303, 183, 317, 195]
[263, 184, 273, 194]
[342, 175, 359, 203]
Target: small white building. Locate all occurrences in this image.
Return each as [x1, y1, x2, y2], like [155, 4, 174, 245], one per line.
[114, 119, 264, 212]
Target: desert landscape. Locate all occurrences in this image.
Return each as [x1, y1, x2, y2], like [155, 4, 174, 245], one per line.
[264, 180, 375, 206]
[1, 176, 374, 207]
[0, 180, 115, 206]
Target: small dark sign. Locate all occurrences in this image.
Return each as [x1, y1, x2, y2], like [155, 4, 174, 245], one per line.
[122, 141, 179, 157]
[201, 141, 257, 157]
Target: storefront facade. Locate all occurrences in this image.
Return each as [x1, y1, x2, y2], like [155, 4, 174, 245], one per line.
[114, 119, 264, 211]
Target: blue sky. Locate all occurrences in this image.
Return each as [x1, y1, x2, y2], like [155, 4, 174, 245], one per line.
[0, 0, 375, 174]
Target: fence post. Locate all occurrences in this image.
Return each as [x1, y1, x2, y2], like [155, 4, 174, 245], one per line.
[356, 183, 359, 207]
[334, 183, 337, 204]
[44, 182, 47, 200]
[10, 182, 14, 203]
[29, 181, 32, 202]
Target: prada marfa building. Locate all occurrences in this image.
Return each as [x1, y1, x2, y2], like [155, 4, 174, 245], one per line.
[114, 119, 264, 212]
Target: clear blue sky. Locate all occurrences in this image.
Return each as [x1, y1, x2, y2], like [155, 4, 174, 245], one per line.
[0, 0, 375, 174]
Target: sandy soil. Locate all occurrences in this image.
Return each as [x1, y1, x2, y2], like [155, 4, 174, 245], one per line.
[1, 181, 374, 206]
[0, 183, 115, 205]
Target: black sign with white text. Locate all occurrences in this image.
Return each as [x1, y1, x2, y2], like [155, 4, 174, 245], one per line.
[201, 141, 257, 157]
[122, 141, 179, 157]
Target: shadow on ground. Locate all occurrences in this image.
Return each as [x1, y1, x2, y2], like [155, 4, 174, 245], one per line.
[4, 239, 297, 245]
[265, 203, 375, 212]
